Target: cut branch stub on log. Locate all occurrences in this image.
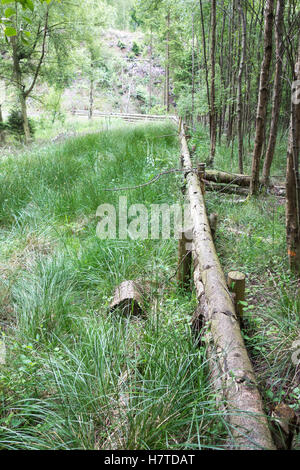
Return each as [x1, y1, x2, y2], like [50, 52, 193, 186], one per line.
[180, 122, 275, 450]
[110, 280, 145, 316]
[227, 271, 246, 320]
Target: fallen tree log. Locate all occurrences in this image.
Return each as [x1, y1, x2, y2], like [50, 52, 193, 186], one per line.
[204, 180, 249, 196]
[205, 169, 253, 187]
[180, 123, 275, 450]
[204, 179, 286, 198]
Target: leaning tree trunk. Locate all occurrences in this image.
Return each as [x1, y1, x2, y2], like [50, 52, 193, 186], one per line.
[237, 0, 246, 174]
[250, 0, 274, 195]
[262, 0, 285, 187]
[286, 39, 300, 273]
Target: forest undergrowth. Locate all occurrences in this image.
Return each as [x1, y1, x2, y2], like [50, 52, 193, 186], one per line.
[0, 121, 299, 449]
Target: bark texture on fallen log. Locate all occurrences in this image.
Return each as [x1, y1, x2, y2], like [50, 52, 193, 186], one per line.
[204, 179, 286, 198]
[109, 280, 145, 316]
[204, 180, 249, 196]
[205, 169, 252, 187]
[180, 123, 275, 450]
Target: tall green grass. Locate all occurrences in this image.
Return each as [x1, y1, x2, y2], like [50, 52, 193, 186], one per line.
[1, 120, 299, 450]
[0, 123, 228, 449]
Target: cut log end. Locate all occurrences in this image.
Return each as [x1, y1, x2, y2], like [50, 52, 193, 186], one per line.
[227, 271, 246, 319]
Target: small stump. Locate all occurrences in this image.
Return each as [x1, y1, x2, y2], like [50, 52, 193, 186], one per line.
[227, 271, 246, 320]
[109, 280, 145, 316]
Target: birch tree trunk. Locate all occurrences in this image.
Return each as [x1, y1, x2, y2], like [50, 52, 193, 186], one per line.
[0, 104, 5, 144]
[179, 122, 275, 450]
[286, 39, 300, 273]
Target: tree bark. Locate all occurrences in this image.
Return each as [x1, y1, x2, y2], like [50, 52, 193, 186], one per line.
[209, 0, 217, 165]
[286, 39, 300, 273]
[165, 12, 171, 113]
[237, 0, 246, 174]
[191, 12, 195, 127]
[199, 0, 210, 119]
[205, 169, 252, 187]
[88, 62, 94, 120]
[10, 36, 31, 144]
[149, 27, 153, 112]
[109, 281, 145, 316]
[262, 0, 285, 187]
[0, 104, 5, 144]
[250, 0, 274, 195]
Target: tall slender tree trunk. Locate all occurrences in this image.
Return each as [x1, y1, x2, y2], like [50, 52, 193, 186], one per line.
[0, 104, 5, 143]
[88, 63, 94, 120]
[286, 39, 300, 273]
[199, 0, 210, 131]
[227, 1, 237, 146]
[250, 0, 274, 195]
[262, 0, 285, 187]
[10, 36, 31, 144]
[237, 0, 246, 174]
[191, 12, 195, 127]
[149, 27, 153, 112]
[209, 0, 217, 166]
[165, 12, 170, 113]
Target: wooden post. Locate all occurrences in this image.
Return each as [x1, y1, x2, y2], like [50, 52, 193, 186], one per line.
[197, 163, 206, 195]
[177, 230, 192, 289]
[227, 271, 246, 319]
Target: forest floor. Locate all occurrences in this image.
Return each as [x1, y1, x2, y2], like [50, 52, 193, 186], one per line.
[0, 120, 299, 449]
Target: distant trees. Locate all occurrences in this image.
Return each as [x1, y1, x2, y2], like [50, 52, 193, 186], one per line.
[133, 0, 299, 272]
[262, 0, 285, 187]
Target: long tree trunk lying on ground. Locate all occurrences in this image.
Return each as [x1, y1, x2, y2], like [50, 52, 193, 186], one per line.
[205, 170, 253, 187]
[179, 122, 275, 450]
[204, 179, 286, 197]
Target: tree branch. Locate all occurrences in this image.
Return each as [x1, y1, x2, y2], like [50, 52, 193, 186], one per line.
[25, 8, 49, 98]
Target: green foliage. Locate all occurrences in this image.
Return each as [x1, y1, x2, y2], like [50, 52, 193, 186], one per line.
[6, 108, 35, 139]
[0, 123, 229, 449]
[117, 39, 126, 50]
[131, 41, 141, 56]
